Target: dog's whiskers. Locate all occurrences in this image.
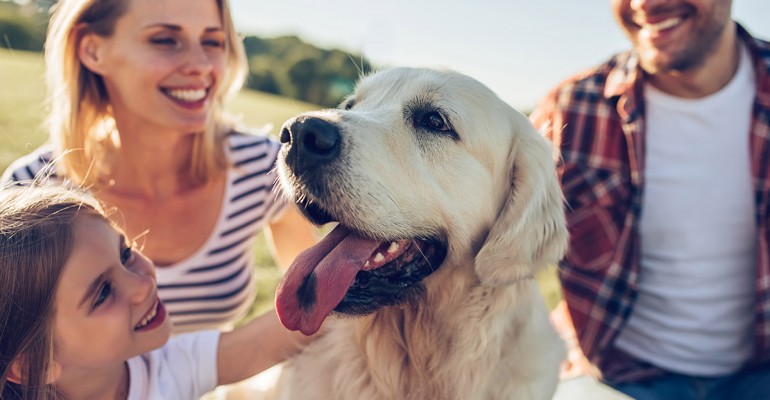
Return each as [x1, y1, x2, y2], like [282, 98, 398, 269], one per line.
[412, 239, 437, 272]
[346, 52, 366, 78]
[377, 183, 399, 209]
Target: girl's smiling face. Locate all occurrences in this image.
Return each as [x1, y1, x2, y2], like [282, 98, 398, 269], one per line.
[52, 214, 172, 373]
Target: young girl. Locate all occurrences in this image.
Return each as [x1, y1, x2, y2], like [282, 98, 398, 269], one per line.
[0, 186, 315, 400]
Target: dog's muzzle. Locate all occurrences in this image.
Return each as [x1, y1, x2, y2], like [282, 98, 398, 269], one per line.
[275, 115, 448, 336]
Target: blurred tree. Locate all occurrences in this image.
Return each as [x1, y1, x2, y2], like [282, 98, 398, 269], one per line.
[242, 34, 373, 107]
[288, 57, 319, 102]
[0, 1, 47, 51]
[319, 48, 372, 106]
[247, 54, 281, 95]
[242, 35, 269, 56]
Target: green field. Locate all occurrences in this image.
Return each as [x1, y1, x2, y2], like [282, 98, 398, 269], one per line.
[0, 48, 561, 317]
[0, 49, 48, 169]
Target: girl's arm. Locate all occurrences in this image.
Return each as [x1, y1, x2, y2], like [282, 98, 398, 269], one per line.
[549, 301, 600, 380]
[216, 309, 317, 385]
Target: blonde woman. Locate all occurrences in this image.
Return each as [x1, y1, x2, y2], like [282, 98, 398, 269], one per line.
[1, 0, 318, 334]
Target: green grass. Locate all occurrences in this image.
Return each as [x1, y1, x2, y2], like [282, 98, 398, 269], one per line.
[0, 48, 48, 169]
[0, 48, 561, 318]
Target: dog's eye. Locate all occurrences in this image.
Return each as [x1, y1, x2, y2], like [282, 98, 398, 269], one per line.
[409, 106, 459, 140]
[342, 98, 355, 110]
[422, 112, 448, 131]
[416, 111, 454, 134]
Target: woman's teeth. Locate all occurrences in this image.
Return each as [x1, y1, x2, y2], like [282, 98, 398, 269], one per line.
[136, 301, 158, 329]
[166, 88, 207, 102]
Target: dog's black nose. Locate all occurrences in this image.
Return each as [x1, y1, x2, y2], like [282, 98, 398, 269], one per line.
[282, 116, 341, 169]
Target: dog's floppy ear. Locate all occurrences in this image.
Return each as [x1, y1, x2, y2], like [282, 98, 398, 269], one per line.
[474, 116, 568, 286]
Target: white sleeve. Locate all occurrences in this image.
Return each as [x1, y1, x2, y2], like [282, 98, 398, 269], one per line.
[127, 330, 221, 400]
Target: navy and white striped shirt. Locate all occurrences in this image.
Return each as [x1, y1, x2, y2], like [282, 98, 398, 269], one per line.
[1, 132, 287, 333]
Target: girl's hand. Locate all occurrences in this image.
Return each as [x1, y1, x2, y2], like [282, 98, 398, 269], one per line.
[550, 301, 600, 380]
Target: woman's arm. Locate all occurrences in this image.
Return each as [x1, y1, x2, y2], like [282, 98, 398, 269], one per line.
[264, 204, 319, 270]
[216, 309, 317, 385]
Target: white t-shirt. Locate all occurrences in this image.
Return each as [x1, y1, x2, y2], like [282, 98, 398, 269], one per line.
[614, 44, 757, 376]
[126, 330, 220, 400]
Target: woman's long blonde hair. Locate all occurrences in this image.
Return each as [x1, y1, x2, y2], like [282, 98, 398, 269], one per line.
[45, 0, 248, 186]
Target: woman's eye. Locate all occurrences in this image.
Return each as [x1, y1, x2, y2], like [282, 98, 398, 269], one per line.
[150, 37, 178, 47]
[203, 39, 225, 48]
[93, 282, 113, 308]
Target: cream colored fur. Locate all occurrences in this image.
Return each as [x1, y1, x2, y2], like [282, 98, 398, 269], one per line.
[268, 67, 568, 400]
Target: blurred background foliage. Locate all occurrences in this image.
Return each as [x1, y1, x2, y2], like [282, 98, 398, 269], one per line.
[0, 0, 374, 108]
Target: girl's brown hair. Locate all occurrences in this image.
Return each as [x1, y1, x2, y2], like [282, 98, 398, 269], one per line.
[0, 186, 106, 400]
[46, 0, 248, 187]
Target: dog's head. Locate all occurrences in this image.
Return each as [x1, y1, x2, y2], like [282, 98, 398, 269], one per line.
[275, 67, 567, 335]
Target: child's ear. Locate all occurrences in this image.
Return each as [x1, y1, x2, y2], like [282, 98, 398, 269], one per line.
[77, 29, 108, 75]
[6, 358, 23, 384]
[7, 357, 62, 385]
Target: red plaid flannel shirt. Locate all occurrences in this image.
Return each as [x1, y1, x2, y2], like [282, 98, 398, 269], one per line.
[530, 24, 770, 383]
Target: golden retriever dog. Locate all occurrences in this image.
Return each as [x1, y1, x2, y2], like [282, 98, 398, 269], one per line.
[272, 67, 567, 400]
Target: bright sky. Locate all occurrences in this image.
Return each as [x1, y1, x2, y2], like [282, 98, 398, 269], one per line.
[230, 0, 770, 111]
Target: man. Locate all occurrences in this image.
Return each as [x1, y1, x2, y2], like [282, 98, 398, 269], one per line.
[530, 0, 770, 398]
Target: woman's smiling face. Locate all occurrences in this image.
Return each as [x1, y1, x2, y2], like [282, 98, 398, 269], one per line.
[80, 0, 227, 135]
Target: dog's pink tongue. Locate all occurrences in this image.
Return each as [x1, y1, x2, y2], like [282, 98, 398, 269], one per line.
[275, 224, 378, 335]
